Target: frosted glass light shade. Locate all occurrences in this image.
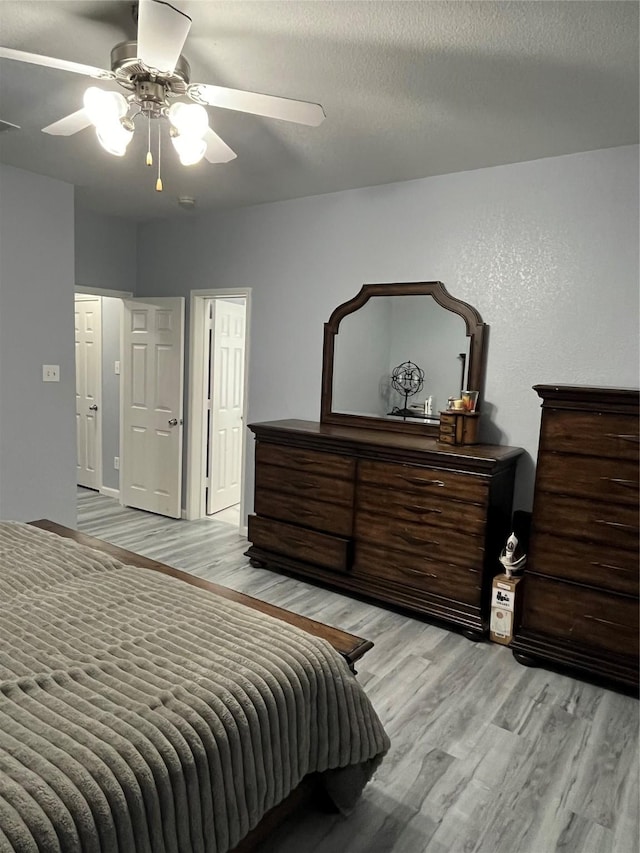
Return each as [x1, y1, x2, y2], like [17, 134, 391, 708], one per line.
[84, 87, 127, 127]
[96, 121, 134, 157]
[171, 134, 207, 165]
[168, 102, 209, 138]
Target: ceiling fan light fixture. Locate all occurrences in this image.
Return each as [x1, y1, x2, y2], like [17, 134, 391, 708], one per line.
[7, 0, 325, 190]
[83, 87, 127, 127]
[96, 119, 134, 157]
[171, 134, 206, 166]
[167, 102, 208, 138]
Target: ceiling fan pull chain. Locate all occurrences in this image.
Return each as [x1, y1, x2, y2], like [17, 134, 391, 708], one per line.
[146, 114, 153, 166]
[155, 120, 163, 192]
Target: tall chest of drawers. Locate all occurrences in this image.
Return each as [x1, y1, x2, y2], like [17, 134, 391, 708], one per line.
[511, 385, 639, 691]
[247, 419, 522, 638]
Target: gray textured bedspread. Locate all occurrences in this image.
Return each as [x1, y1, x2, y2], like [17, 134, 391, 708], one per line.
[0, 522, 389, 852]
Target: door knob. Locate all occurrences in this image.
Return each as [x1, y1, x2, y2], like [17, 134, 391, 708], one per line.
[168, 418, 182, 426]
[89, 404, 98, 411]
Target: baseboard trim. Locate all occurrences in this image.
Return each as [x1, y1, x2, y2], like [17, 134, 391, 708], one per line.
[100, 486, 120, 500]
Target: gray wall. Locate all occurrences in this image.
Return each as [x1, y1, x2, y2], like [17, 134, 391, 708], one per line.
[138, 145, 639, 516]
[0, 164, 76, 525]
[75, 208, 137, 293]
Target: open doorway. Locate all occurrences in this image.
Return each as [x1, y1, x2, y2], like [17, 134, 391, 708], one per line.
[186, 289, 251, 529]
[74, 289, 186, 519]
[74, 287, 131, 501]
[74, 294, 102, 491]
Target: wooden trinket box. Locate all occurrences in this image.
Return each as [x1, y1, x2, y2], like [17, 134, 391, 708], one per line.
[439, 411, 479, 446]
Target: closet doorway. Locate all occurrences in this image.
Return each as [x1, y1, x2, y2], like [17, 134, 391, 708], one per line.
[186, 289, 251, 526]
[75, 294, 102, 490]
[74, 287, 131, 501]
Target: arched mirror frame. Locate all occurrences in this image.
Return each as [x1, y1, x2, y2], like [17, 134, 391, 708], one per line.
[321, 281, 487, 436]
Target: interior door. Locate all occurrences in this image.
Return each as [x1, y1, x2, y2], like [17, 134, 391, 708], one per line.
[206, 299, 246, 515]
[121, 297, 184, 518]
[75, 295, 102, 489]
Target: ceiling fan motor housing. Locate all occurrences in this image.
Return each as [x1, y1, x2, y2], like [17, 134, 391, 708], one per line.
[110, 40, 191, 94]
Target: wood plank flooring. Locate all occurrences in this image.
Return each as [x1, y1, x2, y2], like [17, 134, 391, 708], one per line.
[77, 488, 639, 853]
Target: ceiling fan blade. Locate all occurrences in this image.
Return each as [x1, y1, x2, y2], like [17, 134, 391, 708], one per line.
[0, 46, 111, 79]
[137, 0, 192, 75]
[188, 84, 326, 127]
[203, 127, 237, 164]
[0, 119, 21, 133]
[42, 109, 93, 137]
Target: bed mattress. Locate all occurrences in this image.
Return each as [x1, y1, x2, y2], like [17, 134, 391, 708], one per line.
[0, 522, 389, 853]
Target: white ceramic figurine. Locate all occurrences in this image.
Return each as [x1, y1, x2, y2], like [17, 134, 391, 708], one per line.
[499, 532, 527, 577]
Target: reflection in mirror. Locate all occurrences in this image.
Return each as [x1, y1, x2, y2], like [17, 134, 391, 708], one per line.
[332, 296, 469, 422]
[321, 281, 486, 436]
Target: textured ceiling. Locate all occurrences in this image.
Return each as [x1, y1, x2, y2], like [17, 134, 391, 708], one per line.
[0, 1, 637, 222]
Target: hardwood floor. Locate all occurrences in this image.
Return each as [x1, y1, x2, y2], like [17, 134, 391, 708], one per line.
[77, 488, 639, 853]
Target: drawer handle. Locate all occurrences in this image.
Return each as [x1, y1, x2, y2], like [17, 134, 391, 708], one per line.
[405, 567, 438, 579]
[396, 530, 440, 547]
[590, 561, 631, 574]
[403, 477, 446, 488]
[296, 480, 318, 490]
[606, 433, 639, 445]
[404, 505, 442, 515]
[603, 477, 638, 490]
[583, 613, 634, 631]
[595, 520, 637, 533]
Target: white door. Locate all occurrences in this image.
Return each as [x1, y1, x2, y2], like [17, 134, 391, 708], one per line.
[75, 296, 102, 489]
[121, 297, 185, 518]
[206, 299, 246, 515]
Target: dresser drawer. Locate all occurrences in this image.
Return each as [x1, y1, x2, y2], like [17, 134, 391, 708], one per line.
[358, 459, 488, 504]
[357, 483, 486, 535]
[534, 493, 639, 551]
[540, 410, 639, 461]
[530, 531, 639, 596]
[520, 575, 638, 657]
[256, 442, 355, 480]
[353, 542, 482, 605]
[248, 515, 350, 572]
[355, 510, 485, 570]
[255, 488, 353, 537]
[256, 462, 354, 506]
[439, 419, 456, 435]
[437, 434, 456, 446]
[536, 453, 638, 506]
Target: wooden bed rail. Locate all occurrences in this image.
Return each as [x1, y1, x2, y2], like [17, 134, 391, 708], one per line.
[29, 519, 374, 669]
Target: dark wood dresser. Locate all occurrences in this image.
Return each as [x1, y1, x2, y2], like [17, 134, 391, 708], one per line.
[511, 385, 639, 692]
[247, 419, 523, 638]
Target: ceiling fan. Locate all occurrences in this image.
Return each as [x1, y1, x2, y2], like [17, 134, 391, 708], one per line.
[0, 0, 326, 187]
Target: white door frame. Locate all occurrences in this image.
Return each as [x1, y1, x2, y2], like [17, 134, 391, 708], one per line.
[74, 294, 103, 491]
[74, 286, 132, 499]
[186, 288, 251, 526]
[75, 285, 133, 300]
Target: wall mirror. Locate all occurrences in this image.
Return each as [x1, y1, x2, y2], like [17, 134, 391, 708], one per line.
[321, 282, 487, 435]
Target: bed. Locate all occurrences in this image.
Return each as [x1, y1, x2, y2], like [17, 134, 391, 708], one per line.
[0, 521, 389, 853]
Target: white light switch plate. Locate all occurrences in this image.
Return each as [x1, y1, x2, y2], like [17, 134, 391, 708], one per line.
[42, 364, 60, 382]
[114, 360, 120, 375]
